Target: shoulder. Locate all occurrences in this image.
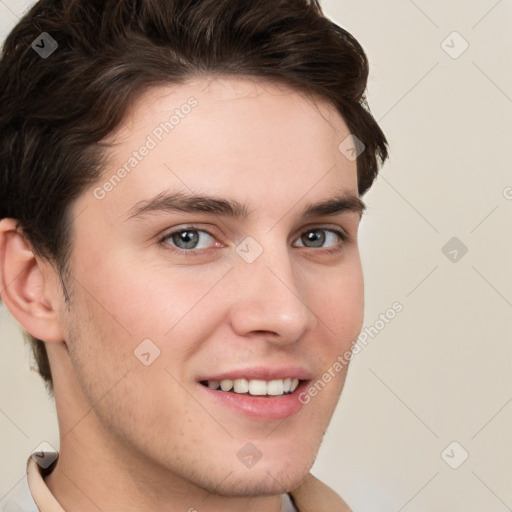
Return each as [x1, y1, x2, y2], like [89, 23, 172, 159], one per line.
[289, 472, 352, 512]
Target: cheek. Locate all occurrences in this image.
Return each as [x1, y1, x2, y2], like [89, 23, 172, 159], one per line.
[77, 254, 205, 342]
[71, 252, 235, 385]
[309, 259, 364, 344]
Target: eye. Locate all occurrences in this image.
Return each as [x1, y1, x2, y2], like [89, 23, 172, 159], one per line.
[159, 225, 350, 256]
[294, 228, 349, 251]
[160, 227, 218, 252]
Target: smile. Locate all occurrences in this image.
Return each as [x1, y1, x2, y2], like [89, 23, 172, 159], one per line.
[200, 378, 301, 397]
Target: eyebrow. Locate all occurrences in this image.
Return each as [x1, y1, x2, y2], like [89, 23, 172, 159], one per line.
[124, 190, 366, 221]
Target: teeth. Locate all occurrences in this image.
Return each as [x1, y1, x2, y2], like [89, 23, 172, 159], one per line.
[207, 380, 220, 389]
[267, 379, 284, 395]
[205, 378, 301, 396]
[248, 379, 267, 395]
[233, 378, 249, 393]
[220, 379, 233, 392]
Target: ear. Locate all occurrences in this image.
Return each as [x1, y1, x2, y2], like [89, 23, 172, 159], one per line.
[0, 218, 66, 343]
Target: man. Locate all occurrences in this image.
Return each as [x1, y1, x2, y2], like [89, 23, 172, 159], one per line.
[0, 0, 388, 510]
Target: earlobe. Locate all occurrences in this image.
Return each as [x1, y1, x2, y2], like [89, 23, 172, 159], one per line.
[0, 218, 65, 343]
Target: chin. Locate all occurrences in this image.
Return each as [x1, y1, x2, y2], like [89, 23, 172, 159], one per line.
[179, 444, 317, 498]
[211, 465, 312, 498]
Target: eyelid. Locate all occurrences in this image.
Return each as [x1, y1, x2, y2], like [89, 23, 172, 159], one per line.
[297, 223, 351, 241]
[159, 225, 217, 237]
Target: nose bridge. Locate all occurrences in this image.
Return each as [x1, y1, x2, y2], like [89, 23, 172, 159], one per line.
[229, 233, 317, 341]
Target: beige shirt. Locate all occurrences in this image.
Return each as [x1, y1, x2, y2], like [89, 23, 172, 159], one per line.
[0, 452, 352, 512]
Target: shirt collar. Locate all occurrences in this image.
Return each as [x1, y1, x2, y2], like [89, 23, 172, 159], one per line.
[26, 454, 65, 512]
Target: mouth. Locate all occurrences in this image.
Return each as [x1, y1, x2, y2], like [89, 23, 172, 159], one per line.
[197, 377, 311, 421]
[199, 377, 301, 397]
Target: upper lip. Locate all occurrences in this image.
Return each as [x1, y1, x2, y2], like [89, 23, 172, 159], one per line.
[198, 365, 314, 382]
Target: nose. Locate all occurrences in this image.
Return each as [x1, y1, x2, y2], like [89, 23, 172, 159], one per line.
[228, 242, 318, 345]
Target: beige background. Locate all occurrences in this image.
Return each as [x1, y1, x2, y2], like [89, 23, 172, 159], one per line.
[1, 0, 511, 510]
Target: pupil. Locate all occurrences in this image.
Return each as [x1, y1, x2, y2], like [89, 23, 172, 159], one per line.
[173, 230, 199, 249]
[303, 230, 325, 248]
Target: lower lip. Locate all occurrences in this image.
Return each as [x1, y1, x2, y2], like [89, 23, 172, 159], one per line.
[197, 380, 311, 421]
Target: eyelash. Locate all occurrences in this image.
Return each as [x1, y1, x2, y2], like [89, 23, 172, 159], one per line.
[158, 225, 351, 256]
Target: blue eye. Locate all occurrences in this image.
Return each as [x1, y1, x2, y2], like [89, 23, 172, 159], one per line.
[159, 226, 349, 255]
[295, 228, 348, 249]
[162, 228, 216, 251]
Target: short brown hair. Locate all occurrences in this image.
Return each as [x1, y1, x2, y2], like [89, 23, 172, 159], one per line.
[0, 0, 388, 397]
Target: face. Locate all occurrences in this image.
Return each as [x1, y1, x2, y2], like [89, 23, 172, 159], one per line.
[51, 76, 364, 496]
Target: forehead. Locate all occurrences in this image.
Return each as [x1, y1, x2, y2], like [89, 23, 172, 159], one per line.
[79, 76, 358, 221]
